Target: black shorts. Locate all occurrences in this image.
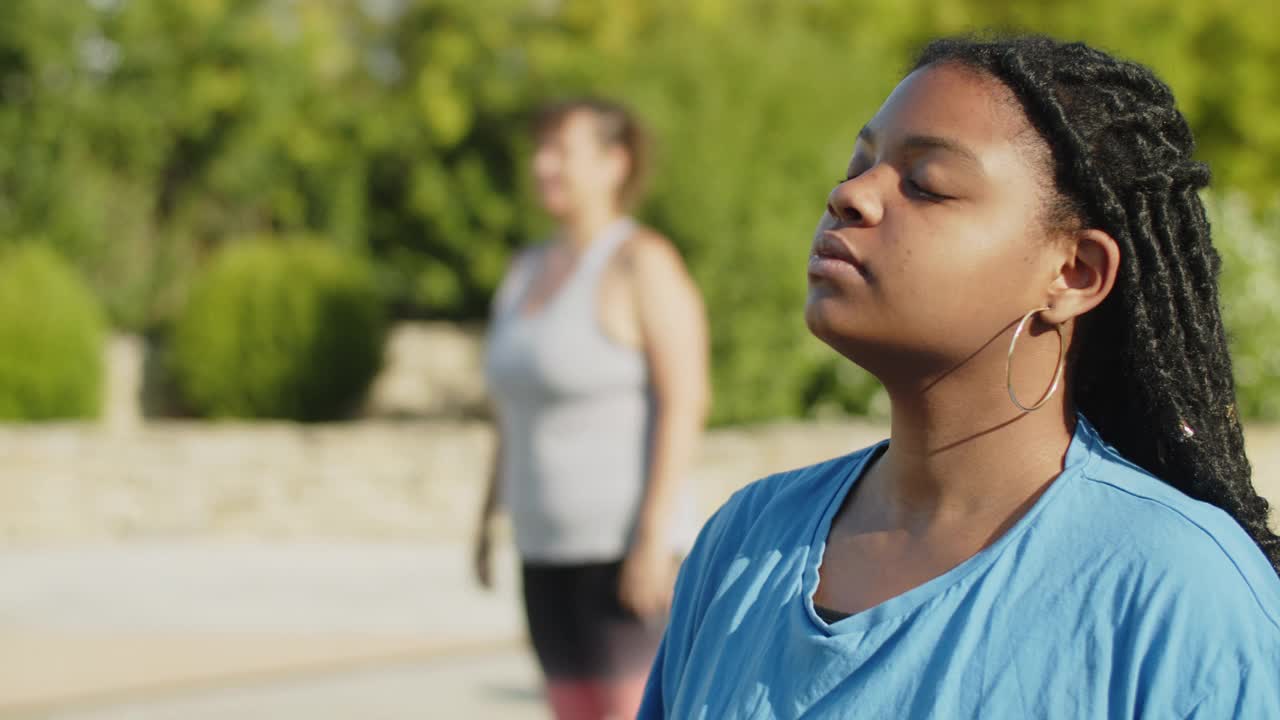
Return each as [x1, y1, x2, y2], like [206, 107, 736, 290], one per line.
[520, 559, 665, 681]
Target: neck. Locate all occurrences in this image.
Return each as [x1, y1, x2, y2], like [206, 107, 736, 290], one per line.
[867, 339, 1076, 525]
[559, 203, 623, 251]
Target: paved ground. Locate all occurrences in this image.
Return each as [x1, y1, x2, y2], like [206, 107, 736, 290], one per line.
[35, 649, 545, 720]
[2, 431, 1277, 720]
[0, 541, 547, 720]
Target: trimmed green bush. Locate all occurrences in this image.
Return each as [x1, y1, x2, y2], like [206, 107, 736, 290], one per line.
[170, 239, 386, 421]
[0, 244, 105, 420]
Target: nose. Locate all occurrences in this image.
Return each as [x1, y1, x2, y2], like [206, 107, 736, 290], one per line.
[825, 172, 884, 227]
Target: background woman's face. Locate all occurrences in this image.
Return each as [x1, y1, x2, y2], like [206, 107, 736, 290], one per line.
[532, 110, 627, 218]
[805, 63, 1061, 384]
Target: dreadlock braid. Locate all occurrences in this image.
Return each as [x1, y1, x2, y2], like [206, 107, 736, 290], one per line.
[915, 35, 1280, 574]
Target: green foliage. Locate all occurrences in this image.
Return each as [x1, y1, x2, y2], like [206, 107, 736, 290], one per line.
[170, 239, 386, 421]
[0, 244, 105, 420]
[1210, 195, 1280, 421]
[0, 0, 1276, 423]
[606, 6, 897, 424]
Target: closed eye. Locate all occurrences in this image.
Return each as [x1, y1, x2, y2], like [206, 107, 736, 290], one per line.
[906, 177, 949, 201]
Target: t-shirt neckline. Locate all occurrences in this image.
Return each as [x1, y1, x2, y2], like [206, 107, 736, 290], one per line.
[803, 414, 1100, 635]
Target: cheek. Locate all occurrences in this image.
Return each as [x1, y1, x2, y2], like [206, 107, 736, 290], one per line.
[881, 214, 1036, 325]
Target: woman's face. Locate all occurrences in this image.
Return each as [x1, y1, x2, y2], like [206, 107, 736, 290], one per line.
[532, 110, 628, 219]
[805, 62, 1061, 383]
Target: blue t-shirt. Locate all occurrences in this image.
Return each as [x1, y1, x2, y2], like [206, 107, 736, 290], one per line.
[640, 416, 1280, 719]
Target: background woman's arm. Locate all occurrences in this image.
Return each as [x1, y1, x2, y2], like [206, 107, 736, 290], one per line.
[473, 428, 502, 589]
[619, 231, 711, 617]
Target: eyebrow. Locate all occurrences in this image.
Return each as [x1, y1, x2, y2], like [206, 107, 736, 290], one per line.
[857, 125, 982, 168]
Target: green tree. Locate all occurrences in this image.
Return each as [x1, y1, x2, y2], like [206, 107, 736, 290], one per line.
[0, 0, 1275, 423]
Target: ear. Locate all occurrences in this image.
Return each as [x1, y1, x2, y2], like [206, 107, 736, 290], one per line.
[1040, 228, 1120, 325]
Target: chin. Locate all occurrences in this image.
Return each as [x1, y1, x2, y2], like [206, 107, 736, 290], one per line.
[804, 293, 888, 375]
[806, 294, 857, 352]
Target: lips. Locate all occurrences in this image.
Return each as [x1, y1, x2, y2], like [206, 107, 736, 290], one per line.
[810, 231, 868, 276]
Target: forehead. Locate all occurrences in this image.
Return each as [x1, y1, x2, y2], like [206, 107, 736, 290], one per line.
[538, 110, 601, 148]
[865, 62, 1041, 167]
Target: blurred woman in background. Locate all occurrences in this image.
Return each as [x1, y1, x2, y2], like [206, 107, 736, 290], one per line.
[475, 98, 709, 720]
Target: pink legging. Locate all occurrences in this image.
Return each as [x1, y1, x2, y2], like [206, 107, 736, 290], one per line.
[546, 675, 649, 720]
[522, 561, 665, 719]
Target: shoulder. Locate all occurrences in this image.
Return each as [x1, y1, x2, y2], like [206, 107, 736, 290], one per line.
[667, 443, 883, 633]
[1072, 443, 1280, 633]
[612, 226, 702, 319]
[621, 225, 678, 256]
[691, 444, 883, 565]
[614, 225, 689, 276]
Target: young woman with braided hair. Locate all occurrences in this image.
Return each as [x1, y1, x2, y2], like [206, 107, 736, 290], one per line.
[639, 35, 1279, 718]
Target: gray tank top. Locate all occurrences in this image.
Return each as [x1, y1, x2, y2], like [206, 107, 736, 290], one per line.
[485, 218, 695, 562]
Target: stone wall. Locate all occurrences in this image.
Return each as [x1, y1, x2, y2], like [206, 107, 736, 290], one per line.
[3, 418, 1279, 545]
[0, 419, 890, 544]
[4, 322, 1277, 544]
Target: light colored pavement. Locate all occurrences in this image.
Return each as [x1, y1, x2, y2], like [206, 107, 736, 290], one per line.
[2, 425, 1277, 719]
[0, 541, 545, 719]
[36, 649, 546, 720]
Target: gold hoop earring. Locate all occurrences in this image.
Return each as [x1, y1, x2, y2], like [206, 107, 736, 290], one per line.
[1007, 306, 1066, 412]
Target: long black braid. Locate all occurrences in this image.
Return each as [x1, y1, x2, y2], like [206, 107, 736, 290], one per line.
[915, 35, 1280, 574]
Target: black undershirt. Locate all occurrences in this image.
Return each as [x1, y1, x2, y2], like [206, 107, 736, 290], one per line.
[815, 604, 852, 624]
